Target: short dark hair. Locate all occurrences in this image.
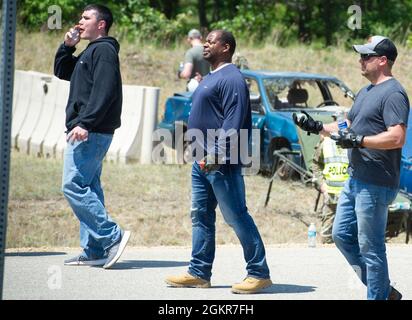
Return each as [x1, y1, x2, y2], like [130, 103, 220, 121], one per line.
[84, 4, 113, 34]
[215, 30, 236, 56]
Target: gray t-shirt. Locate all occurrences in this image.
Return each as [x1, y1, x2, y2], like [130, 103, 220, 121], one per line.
[347, 78, 410, 188]
[184, 45, 210, 78]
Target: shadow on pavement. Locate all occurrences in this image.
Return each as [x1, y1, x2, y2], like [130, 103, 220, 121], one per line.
[106, 260, 189, 270]
[210, 284, 316, 294]
[5, 252, 67, 257]
[265, 283, 317, 294]
[165, 284, 316, 294]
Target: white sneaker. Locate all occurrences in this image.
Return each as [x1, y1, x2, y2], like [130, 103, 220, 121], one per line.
[103, 231, 131, 269]
[64, 253, 107, 266]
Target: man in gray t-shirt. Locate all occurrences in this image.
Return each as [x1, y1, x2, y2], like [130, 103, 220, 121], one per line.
[347, 78, 409, 187]
[179, 29, 210, 91]
[293, 36, 408, 300]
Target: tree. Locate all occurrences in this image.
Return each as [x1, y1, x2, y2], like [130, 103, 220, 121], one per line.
[198, 0, 208, 30]
[149, 0, 180, 19]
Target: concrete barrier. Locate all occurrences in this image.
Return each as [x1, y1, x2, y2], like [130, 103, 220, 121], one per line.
[11, 71, 33, 148]
[12, 70, 24, 116]
[53, 80, 71, 160]
[55, 131, 67, 159]
[42, 77, 70, 158]
[140, 87, 159, 164]
[107, 85, 145, 163]
[16, 72, 50, 153]
[42, 78, 69, 158]
[12, 70, 160, 164]
[29, 75, 57, 156]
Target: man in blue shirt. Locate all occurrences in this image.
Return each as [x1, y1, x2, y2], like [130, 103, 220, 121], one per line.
[293, 36, 408, 300]
[165, 30, 272, 294]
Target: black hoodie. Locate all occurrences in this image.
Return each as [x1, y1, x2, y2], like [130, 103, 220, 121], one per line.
[54, 37, 122, 134]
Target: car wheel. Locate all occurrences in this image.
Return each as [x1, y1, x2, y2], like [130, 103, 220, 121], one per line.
[275, 147, 294, 180]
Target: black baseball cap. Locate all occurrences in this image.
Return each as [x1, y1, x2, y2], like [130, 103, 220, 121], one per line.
[353, 35, 398, 62]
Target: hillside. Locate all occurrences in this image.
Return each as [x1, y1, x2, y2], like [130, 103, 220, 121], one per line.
[15, 31, 412, 115]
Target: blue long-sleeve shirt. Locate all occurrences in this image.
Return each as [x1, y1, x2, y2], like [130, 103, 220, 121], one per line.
[188, 64, 252, 165]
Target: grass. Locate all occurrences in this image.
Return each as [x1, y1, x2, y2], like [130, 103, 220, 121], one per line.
[7, 152, 322, 248]
[8, 151, 320, 248]
[8, 31, 410, 248]
[14, 31, 412, 117]
[8, 151, 407, 248]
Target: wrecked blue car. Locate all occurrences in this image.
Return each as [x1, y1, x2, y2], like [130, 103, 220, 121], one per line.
[158, 70, 355, 178]
[400, 111, 412, 195]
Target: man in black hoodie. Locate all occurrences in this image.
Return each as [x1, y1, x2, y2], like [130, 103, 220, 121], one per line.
[54, 4, 130, 269]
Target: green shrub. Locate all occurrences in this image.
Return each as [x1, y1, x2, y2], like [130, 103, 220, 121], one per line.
[14, 0, 412, 47]
[116, 1, 192, 44]
[18, 0, 89, 29]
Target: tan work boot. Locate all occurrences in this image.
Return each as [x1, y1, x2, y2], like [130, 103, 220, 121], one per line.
[165, 273, 211, 288]
[231, 277, 272, 294]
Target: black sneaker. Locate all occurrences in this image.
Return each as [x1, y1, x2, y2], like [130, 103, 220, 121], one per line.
[388, 286, 402, 300]
[64, 253, 107, 266]
[103, 231, 131, 269]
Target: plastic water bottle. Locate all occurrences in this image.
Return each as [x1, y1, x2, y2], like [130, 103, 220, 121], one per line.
[187, 78, 199, 92]
[308, 223, 317, 248]
[337, 111, 348, 133]
[70, 25, 80, 41]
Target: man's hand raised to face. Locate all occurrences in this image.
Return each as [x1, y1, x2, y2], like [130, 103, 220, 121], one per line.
[64, 25, 81, 47]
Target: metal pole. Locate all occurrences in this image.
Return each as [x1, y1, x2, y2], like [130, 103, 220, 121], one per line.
[0, 0, 17, 300]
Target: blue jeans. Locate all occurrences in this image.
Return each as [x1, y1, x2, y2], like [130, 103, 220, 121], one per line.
[188, 162, 270, 281]
[332, 177, 398, 300]
[62, 132, 122, 259]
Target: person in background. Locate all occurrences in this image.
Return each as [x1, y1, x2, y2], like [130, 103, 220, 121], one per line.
[312, 119, 349, 244]
[232, 52, 250, 70]
[178, 29, 210, 91]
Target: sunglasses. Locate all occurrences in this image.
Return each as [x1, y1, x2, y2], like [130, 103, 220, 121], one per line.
[360, 53, 381, 61]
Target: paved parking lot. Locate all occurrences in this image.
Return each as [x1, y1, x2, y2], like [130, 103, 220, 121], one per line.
[4, 244, 411, 300]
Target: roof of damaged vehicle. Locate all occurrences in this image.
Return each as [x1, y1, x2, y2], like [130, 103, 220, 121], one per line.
[241, 70, 341, 81]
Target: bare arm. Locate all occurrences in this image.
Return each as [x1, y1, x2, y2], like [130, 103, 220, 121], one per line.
[362, 124, 406, 149]
[320, 119, 353, 136]
[320, 122, 338, 136]
[179, 62, 193, 80]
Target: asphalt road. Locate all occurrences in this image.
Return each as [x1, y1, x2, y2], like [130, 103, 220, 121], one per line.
[3, 244, 412, 300]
